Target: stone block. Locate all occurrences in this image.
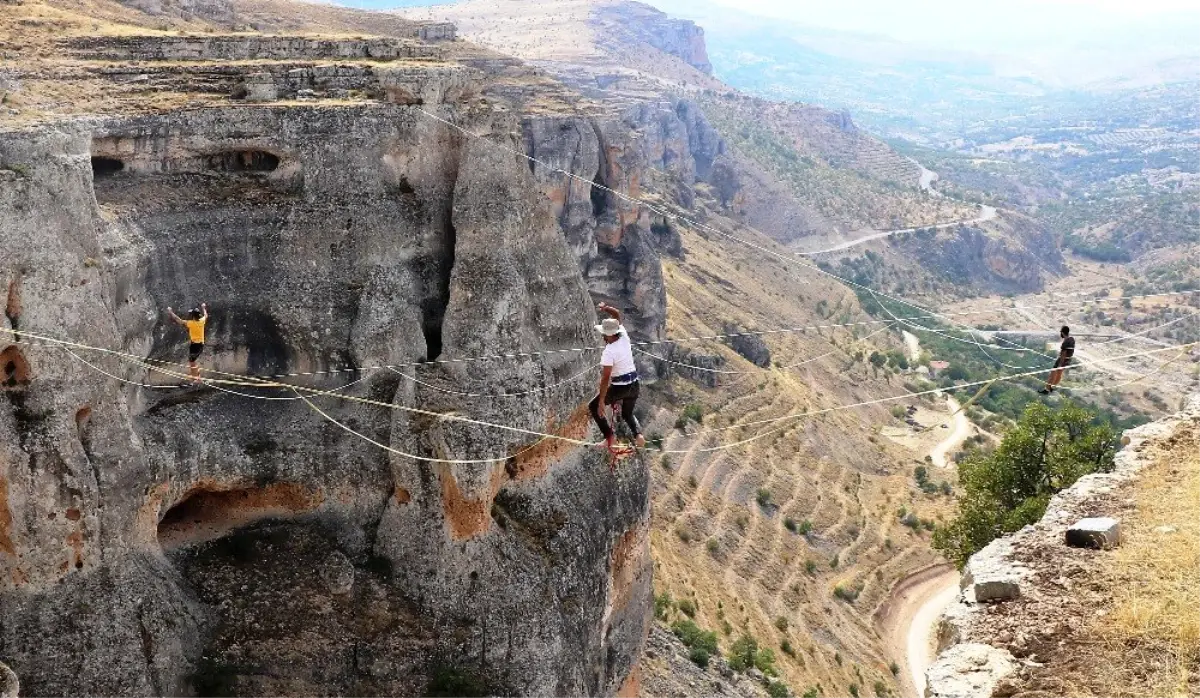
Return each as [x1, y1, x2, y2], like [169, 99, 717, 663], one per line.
[961, 536, 1028, 602]
[925, 644, 1017, 698]
[972, 577, 1021, 602]
[1066, 517, 1121, 549]
[242, 73, 277, 102]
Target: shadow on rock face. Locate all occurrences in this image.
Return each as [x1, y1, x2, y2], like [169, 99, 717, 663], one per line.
[156, 482, 325, 551]
[168, 519, 442, 697]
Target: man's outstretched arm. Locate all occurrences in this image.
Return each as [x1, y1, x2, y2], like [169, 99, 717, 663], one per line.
[597, 302, 621, 323]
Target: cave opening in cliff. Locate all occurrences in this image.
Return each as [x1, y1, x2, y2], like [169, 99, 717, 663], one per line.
[5, 277, 19, 332]
[205, 150, 281, 174]
[1, 346, 30, 389]
[90, 156, 124, 178]
[157, 482, 322, 551]
[590, 179, 609, 218]
[420, 218, 456, 362]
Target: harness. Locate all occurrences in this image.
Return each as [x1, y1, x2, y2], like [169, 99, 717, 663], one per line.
[611, 370, 639, 386]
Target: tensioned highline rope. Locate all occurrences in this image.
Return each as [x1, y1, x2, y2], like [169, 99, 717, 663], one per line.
[657, 341, 1200, 447]
[2, 329, 599, 448]
[6, 285, 1193, 384]
[15, 323, 1195, 460]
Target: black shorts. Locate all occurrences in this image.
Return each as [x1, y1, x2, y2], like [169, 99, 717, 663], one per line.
[188, 343, 205, 362]
[603, 380, 640, 405]
[1054, 356, 1072, 369]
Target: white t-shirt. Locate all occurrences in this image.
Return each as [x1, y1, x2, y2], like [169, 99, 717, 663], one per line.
[601, 331, 637, 382]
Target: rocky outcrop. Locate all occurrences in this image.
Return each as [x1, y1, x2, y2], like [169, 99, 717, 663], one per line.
[925, 396, 1200, 698]
[0, 662, 16, 698]
[598, 2, 713, 75]
[115, 0, 236, 25]
[0, 95, 651, 695]
[900, 222, 1055, 294]
[925, 644, 1017, 698]
[723, 326, 770, 368]
[66, 35, 445, 61]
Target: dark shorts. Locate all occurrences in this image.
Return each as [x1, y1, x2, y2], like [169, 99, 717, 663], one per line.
[1054, 356, 1072, 369]
[188, 343, 205, 362]
[602, 380, 640, 405]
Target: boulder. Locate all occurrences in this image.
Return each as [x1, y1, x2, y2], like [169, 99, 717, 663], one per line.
[1066, 517, 1121, 549]
[0, 662, 17, 698]
[961, 536, 1029, 602]
[925, 643, 1017, 698]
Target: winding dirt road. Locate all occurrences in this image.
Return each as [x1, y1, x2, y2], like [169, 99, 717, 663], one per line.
[929, 396, 972, 469]
[877, 379, 971, 696]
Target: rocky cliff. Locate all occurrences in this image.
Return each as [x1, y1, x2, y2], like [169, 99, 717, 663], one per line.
[521, 98, 724, 359]
[897, 214, 1064, 294]
[0, 23, 655, 696]
[597, 1, 714, 75]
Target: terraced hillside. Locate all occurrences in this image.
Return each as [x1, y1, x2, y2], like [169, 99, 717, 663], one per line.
[637, 203, 961, 696]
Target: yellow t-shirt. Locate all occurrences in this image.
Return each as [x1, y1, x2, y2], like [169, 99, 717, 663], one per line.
[184, 318, 206, 344]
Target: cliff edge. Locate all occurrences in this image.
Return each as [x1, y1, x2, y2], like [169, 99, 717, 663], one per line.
[925, 395, 1200, 698]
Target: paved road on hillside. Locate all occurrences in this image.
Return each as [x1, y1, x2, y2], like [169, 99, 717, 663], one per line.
[799, 204, 997, 256]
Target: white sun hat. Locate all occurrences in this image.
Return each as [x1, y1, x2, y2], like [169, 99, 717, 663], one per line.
[595, 318, 625, 336]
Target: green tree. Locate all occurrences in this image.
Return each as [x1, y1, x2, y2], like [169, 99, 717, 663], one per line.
[934, 402, 1118, 567]
[671, 618, 719, 659]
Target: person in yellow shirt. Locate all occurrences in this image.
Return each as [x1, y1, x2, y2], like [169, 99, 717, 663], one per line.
[166, 302, 207, 384]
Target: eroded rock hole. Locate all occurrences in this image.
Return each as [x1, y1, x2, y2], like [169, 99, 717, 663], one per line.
[90, 156, 125, 178]
[5, 276, 20, 332]
[590, 180, 608, 217]
[204, 150, 280, 173]
[396, 176, 415, 195]
[75, 405, 93, 452]
[421, 218, 456, 362]
[1, 346, 30, 389]
[156, 482, 322, 550]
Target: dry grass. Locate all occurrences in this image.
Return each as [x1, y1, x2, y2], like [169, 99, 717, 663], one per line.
[1022, 431, 1200, 698]
[1079, 425, 1200, 696]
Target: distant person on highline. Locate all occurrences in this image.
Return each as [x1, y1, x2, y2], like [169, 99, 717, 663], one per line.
[1039, 325, 1074, 394]
[167, 303, 208, 384]
[590, 302, 646, 452]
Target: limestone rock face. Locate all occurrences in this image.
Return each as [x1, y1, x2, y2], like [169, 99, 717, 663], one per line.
[0, 661, 17, 698]
[521, 99, 723, 380]
[924, 643, 1017, 698]
[114, 0, 236, 25]
[600, 1, 713, 75]
[1065, 516, 1121, 549]
[900, 215, 1064, 294]
[960, 535, 1030, 602]
[0, 101, 651, 695]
